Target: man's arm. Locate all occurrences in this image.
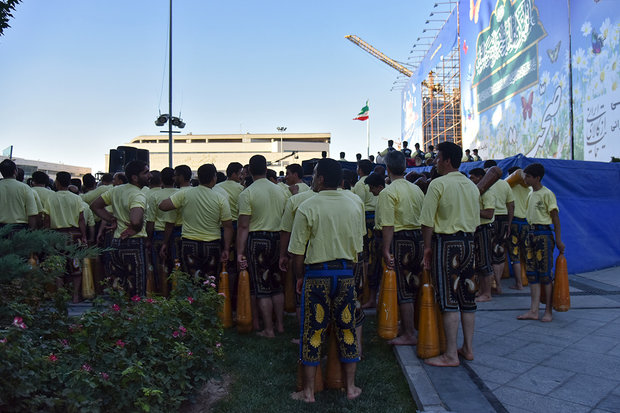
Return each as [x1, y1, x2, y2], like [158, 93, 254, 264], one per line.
[159, 198, 176, 211]
[279, 231, 291, 272]
[382, 226, 395, 270]
[292, 253, 305, 294]
[506, 200, 515, 238]
[78, 211, 87, 245]
[159, 221, 175, 259]
[236, 215, 250, 270]
[550, 209, 564, 253]
[91, 196, 115, 223]
[120, 207, 143, 239]
[480, 208, 494, 220]
[28, 214, 38, 229]
[422, 225, 434, 270]
[221, 220, 233, 263]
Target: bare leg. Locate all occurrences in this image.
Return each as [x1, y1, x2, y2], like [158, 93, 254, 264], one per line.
[362, 288, 376, 308]
[342, 362, 362, 400]
[251, 295, 260, 331]
[425, 311, 460, 367]
[510, 262, 524, 289]
[272, 292, 285, 333]
[72, 275, 82, 303]
[517, 283, 540, 320]
[389, 303, 417, 345]
[356, 325, 363, 359]
[291, 365, 316, 402]
[541, 283, 553, 322]
[492, 263, 504, 294]
[476, 276, 492, 302]
[458, 312, 475, 361]
[257, 297, 275, 337]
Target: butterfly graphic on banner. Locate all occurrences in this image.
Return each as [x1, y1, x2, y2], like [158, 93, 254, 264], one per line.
[521, 91, 534, 121]
[470, 0, 481, 24]
[592, 29, 605, 54]
[547, 41, 561, 63]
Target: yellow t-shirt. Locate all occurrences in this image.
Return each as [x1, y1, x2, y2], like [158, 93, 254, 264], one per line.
[289, 190, 365, 264]
[375, 178, 425, 231]
[43, 191, 85, 229]
[32, 186, 54, 213]
[280, 190, 316, 232]
[0, 179, 38, 224]
[31, 188, 43, 214]
[170, 186, 232, 241]
[174, 186, 191, 226]
[479, 186, 496, 225]
[352, 175, 377, 212]
[147, 187, 178, 232]
[101, 184, 147, 238]
[526, 186, 558, 225]
[81, 201, 95, 227]
[238, 178, 286, 232]
[420, 172, 480, 234]
[490, 179, 514, 215]
[214, 180, 244, 221]
[81, 185, 112, 205]
[511, 184, 531, 219]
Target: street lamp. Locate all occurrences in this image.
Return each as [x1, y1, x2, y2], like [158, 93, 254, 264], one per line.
[277, 126, 287, 160]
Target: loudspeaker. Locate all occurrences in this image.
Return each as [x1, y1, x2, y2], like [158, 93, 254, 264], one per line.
[136, 149, 150, 166]
[117, 146, 138, 164]
[109, 149, 125, 173]
[302, 159, 318, 176]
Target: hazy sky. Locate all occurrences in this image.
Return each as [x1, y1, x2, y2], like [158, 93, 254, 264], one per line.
[0, 0, 437, 172]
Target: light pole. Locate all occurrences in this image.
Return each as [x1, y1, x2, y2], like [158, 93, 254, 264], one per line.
[277, 126, 287, 162]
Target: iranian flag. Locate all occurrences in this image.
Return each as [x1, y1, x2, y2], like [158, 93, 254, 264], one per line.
[353, 101, 369, 121]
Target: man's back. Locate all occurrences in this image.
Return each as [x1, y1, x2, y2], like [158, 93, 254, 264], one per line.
[170, 186, 231, 241]
[238, 178, 286, 232]
[0, 179, 38, 224]
[44, 190, 84, 229]
[214, 179, 244, 221]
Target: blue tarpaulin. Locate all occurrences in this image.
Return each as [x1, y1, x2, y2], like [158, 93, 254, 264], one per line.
[406, 154, 620, 274]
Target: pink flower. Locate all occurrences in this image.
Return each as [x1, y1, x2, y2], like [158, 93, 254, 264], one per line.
[187, 297, 194, 304]
[179, 326, 187, 336]
[216, 342, 222, 348]
[210, 283, 216, 288]
[48, 353, 58, 362]
[0, 338, 7, 344]
[146, 298, 154, 303]
[172, 331, 180, 338]
[209, 275, 216, 281]
[100, 372, 109, 380]
[131, 295, 141, 302]
[203, 280, 210, 286]
[12, 316, 27, 329]
[116, 339, 125, 348]
[218, 292, 226, 297]
[82, 363, 92, 372]
[61, 339, 69, 347]
[187, 351, 193, 356]
[112, 304, 120, 312]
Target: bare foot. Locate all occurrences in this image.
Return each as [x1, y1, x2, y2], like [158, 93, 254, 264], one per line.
[276, 325, 285, 334]
[541, 312, 553, 322]
[476, 294, 492, 302]
[347, 386, 362, 400]
[256, 330, 275, 338]
[291, 338, 300, 345]
[493, 287, 503, 295]
[509, 285, 523, 290]
[290, 391, 315, 403]
[389, 335, 418, 346]
[457, 348, 474, 361]
[517, 311, 538, 320]
[424, 354, 460, 367]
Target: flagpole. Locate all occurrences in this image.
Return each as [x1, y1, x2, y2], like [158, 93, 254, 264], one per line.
[366, 99, 370, 158]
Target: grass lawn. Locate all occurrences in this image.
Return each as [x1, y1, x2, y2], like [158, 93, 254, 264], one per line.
[210, 313, 417, 413]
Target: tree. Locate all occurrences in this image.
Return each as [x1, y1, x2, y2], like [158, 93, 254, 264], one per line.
[0, 0, 21, 37]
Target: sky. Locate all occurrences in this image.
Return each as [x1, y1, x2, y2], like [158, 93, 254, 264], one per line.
[0, 0, 439, 173]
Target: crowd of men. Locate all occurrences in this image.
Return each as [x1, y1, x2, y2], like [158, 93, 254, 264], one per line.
[0, 142, 564, 402]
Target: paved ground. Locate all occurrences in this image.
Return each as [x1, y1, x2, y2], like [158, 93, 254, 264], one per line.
[393, 267, 620, 412]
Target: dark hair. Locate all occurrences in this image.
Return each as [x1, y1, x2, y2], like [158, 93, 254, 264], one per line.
[150, 170, 162, 186]
[403, 141, 408, 148]
[249, 155, 267, 176]
[414, 142, 420, 148]
[216, 171, 226, 183]
[114, 172, 128, 184]
[388, 140, 394, 146]
[316, 158, 342, 188]
[342, 169, 357, 190]
[321, 151, 327, 158]
[82, 173, 96, 189]
[365, 172, 385, 188]
[465, 149, 471, 153]
[339, 152, 346, 159]
[174, 165, 192, 182]
[70, 178, 82, 192]
[373, 165, 386, 176]
[266, 169, 277, 182]
[16, 168, 24, 182]
[101, 173, 113, 184]
[226, 162, 243, 177]
[507, 166, 520, 174]
[473, 149, 478, 153]
[483, 159, 497, 168]
[384, 150, 406, 176]
[469, 168, 485, 178]
[436, 142, 462, 169]
[197, 164, 217, 185]
[368, 155, 375, 162]
[357, 159, 373, 176]
[243, 175, 253, 187]
[355, 153, 362, 161]
[161, 167, 175, 186]
[523, 163, 545, 179]
[56, 171, 72, 188]
[190, 179, 200, 187]
[32, 171, 50, 186]
[1, 159, 16, 178]
[286, 163, 303, 179]
[125, 160, 147, 183]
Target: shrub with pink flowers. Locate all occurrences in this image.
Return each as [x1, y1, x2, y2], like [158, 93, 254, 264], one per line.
[0, 227, 224, 412]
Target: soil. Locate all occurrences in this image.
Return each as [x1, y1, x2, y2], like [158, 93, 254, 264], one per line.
[180, 374, 232, 413]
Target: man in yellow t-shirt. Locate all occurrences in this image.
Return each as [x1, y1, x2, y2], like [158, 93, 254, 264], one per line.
[507, 166, 531, 290]
[0, 159, 38, 232]
[420, 142, 480, 367]
[44, 171, 88, 303]
[376, 151, 425, 346]
[91, 161, 151, 297]
[31, 171, 54, 227]
[518, 163, 564, 323]
[469, 168, 496, 302]
[281, 163, 311, 199]
[289, 158, 364, 403]
[237, 155, 287, 337]
[160, 164, 232, 285]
